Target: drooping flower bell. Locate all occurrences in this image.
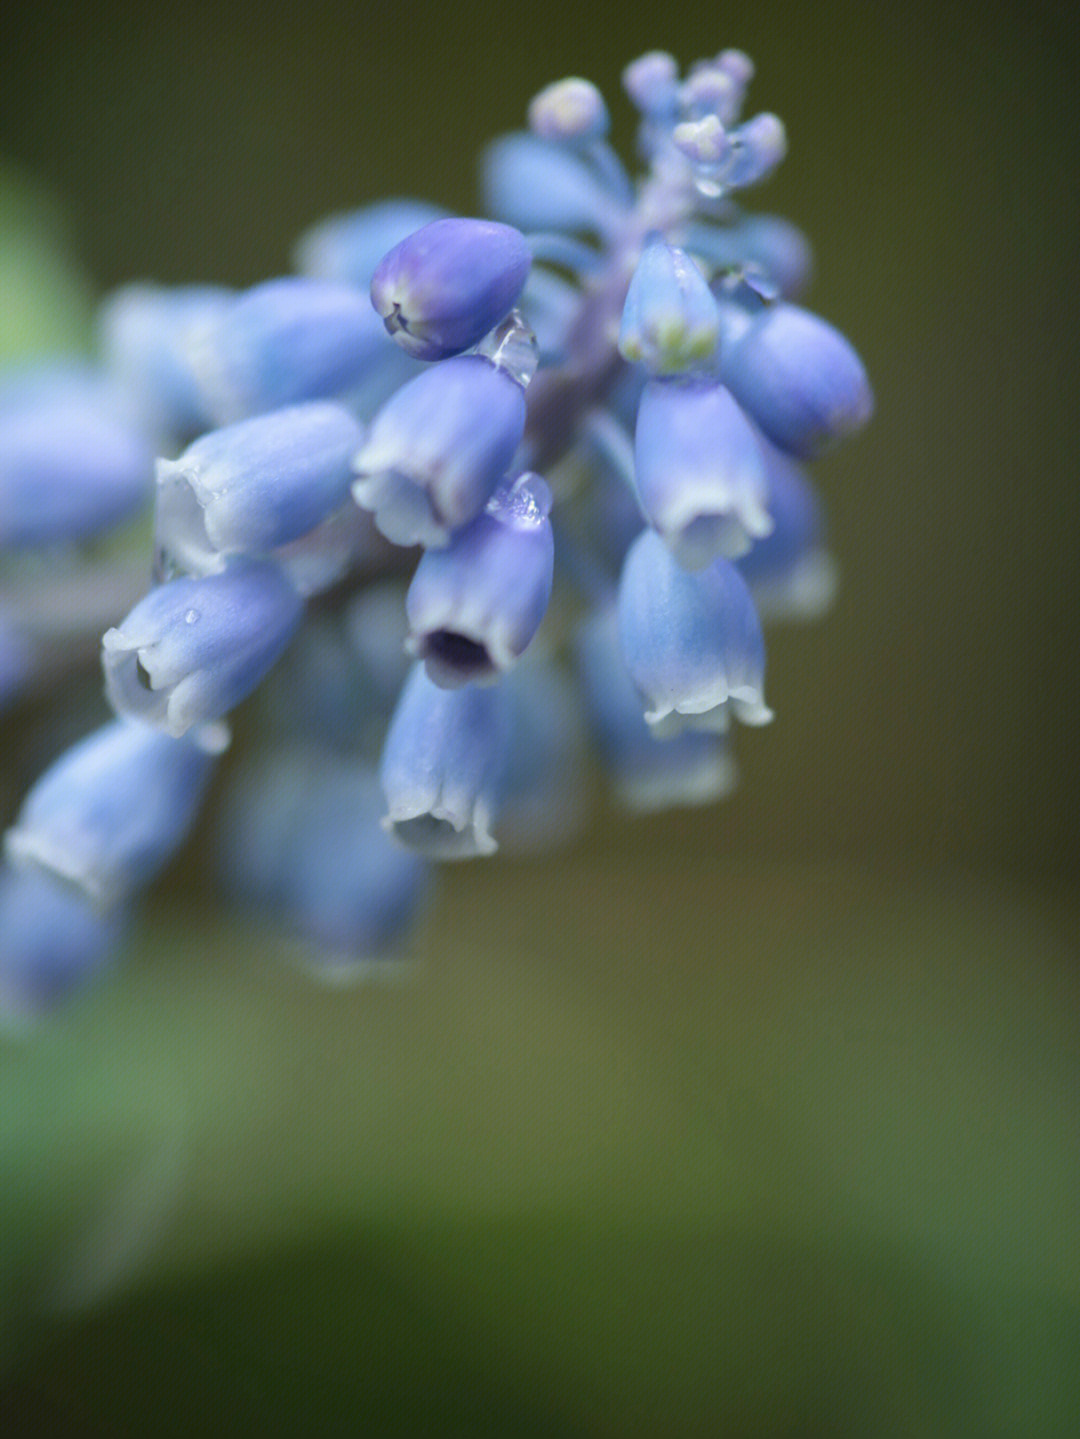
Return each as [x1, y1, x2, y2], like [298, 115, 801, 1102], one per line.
[190, 277, 395, 424]
[0, 866, 126, 1024]
[153, 402, 363, 577]
[102, 559, 304, 737]
[618, 529, 772, 736]
[405, 473, 554, 687]
[380, 663, 512, 860]
[97, 283, 233, 445]
[351, 352, 528, 548]
[219, 751, 431, 980]
[632, 375, 772, 569]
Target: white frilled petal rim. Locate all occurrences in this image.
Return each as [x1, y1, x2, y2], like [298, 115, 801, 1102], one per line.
[382, 799, 498, 861]
[644, 683, 773, 738]
[351, 471, 450, 550]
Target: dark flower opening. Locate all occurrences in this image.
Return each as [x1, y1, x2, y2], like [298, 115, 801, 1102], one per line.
[421, 629, 493, 685]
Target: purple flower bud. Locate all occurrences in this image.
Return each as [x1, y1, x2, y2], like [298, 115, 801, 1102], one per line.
[720, 302, 874, 459]
[352, 355, 526, 548]
[4, 719, 220, 910]
[380, 663, 511, 859]
[154, 402, 363, 576]
[617, 529, 772, 736]
[406, 473, 554, 687]
[0, 866, 125, 1024]
[103, 560, 303, 736]
[528, 78, 609, 143]
[725, 113, 787, 188]
[622, 52, 680, 117]
[634, 378, 772, 569]
[716, 49, 755, 100]
[619, 239, 719, 375]
[679, 66, 740, 125]
[370, 218, 531, 361]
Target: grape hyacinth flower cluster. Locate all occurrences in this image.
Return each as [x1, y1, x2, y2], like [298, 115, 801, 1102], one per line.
[0, 48, 871, 1022]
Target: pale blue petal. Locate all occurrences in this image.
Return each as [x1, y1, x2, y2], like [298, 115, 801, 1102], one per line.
[380, 664, 511, 860]
[352, 356, 526, 548]
[634, 378, 771, 569]
[720, 303, 873, 459]
[617, 530, 771, 735]
[154, 402, 362, 574]
[405, 474, 553, 686]
[102, 560, 303, 736]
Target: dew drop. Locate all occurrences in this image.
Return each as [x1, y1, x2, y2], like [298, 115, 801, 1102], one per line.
[477, 309, 539, 389]
[184, 609, 200, 625]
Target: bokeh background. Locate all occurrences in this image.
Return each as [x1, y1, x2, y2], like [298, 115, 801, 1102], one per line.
[1, 3, 1078, 1435]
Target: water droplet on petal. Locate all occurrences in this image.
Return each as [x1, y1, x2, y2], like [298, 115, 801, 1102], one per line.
[477, 310, 539, 389]
[184, 609, 200, 625]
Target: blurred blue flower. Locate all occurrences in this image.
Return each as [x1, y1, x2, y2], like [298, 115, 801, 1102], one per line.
[0, 865, 125, 1024]
[4, 718, 220, 910]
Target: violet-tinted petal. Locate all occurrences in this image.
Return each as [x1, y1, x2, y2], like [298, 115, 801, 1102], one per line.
[370, 218, 530, 361]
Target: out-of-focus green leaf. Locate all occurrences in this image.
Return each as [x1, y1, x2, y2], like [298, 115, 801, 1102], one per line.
[0, 162, 95, 361]
[1, 859, 1078, 1434]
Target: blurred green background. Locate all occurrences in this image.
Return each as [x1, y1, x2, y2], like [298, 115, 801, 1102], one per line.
[1, 3, 1077, 1435]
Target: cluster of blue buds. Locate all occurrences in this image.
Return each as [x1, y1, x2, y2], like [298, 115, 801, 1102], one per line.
[0, 48, 871, 1023]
